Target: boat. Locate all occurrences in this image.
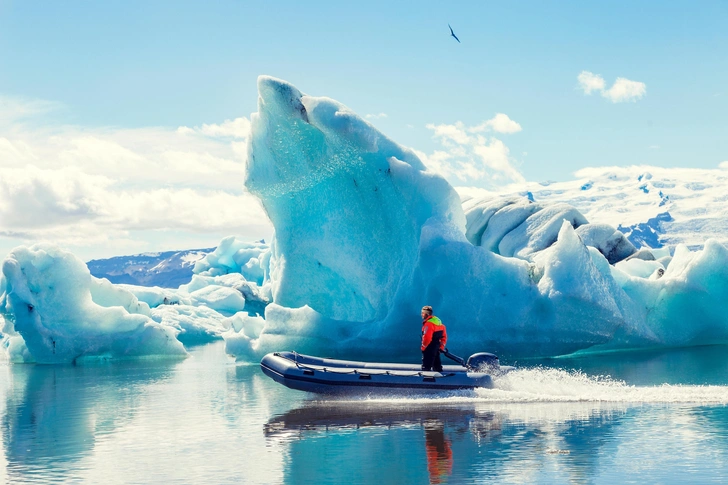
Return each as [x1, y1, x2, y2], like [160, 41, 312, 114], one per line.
[260, 350, 513, 394]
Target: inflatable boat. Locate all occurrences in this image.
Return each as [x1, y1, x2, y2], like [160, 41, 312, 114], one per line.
[260, 350, 513, 394]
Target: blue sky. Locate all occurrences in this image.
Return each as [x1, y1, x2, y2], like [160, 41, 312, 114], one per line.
[0, 0, 726, 258]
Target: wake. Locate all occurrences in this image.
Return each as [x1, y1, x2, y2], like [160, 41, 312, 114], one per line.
[343, 367, 728, 405]
[480, 367, 728, 404]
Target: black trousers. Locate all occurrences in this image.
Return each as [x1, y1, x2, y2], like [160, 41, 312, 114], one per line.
[422, 338, 443, 372]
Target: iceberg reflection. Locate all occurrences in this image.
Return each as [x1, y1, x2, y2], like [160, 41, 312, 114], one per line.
[2, 360, 177, 482]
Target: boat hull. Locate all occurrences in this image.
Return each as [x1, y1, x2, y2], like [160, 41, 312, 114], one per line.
[260, 351, 499, 395]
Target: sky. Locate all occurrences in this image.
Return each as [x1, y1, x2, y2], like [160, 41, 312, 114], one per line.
[0, 0, 726, 259]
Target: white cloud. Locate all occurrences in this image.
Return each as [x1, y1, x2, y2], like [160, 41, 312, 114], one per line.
[421, 120, 525, 187]
[603, 77, 646, 103]
[719, 161, 728, 170]
[178, 117, 250, 138]
[0, 96, 62, 125]
[427, 122, 471, 145]
[0, 95, 270, 259]
[365, 113, 388, 120]
[578, 71, 606, 95]
[578, 71, 646, 103]
[470, 113, 522, 134]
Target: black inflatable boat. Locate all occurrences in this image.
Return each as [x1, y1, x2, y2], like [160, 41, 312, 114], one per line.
[260, 351, 513, 394]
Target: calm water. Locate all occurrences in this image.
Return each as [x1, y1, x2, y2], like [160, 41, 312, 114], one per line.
[2, 342, 728, 484]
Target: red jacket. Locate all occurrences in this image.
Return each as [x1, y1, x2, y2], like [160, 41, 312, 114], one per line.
[421, 316, 447, 351]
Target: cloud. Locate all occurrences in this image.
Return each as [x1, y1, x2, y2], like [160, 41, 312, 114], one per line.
[365, 113, 388, 120]
[577, 71, 606, 95]
[603, 77, 647, 103]
[0, 95, 271, 258]
[177, 117, 250, 138]
[720, 161, 728, 170]
[0, 166, 112, 229]
[0, 96, 62, 126]
[470, 113, 522, 134]
[578, 71, 646, 103]
[421, 119, 525, 187]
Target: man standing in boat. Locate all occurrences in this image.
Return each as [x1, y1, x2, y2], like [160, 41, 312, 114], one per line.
[421, 306, 447, 372]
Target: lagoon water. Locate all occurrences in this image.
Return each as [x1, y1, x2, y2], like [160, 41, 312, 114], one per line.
[2, 342, 728, 484]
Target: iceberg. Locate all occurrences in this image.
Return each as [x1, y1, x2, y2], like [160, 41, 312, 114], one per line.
[150, 305, 232, 345]
[223, 76, 728, 361]
[3, 77, 728, 364]
[245, 76, 464, 323]
[1, 245, 187, 363]
[193, 236, 270, 285]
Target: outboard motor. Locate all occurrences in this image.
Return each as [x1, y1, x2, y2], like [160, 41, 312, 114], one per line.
[466, 352, 500, 372]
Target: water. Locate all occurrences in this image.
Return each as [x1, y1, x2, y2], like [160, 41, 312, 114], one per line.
[2, 343, 728, 484]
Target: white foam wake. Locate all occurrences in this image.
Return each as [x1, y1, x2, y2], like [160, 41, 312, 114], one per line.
[478, 367, 728, 404]
[342, 367, 728, 406]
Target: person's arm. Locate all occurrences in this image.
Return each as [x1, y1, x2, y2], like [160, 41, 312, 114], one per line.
[421, 323, 433, 351]
[440, 326, 447, 351]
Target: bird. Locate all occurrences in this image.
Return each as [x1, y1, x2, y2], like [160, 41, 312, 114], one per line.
[448, 24, 460, 43]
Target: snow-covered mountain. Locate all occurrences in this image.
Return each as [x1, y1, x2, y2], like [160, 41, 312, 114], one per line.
[458, 165, 728, 251]
[87, 248, 214, 288]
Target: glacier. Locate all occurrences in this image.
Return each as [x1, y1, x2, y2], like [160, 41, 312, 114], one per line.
[460, 166, 728, 251]
[2, 76, 728, 364]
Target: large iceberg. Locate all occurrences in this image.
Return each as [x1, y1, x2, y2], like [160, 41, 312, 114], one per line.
[223, 76, 728, 361]
[3, 77, 728, 364]
[245, 77, 464, 323]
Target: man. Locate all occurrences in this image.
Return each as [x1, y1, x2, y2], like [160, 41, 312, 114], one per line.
[421, 305, 447, 372]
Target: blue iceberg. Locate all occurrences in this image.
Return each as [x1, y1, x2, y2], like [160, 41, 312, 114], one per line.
[3, 76, 728, 364]
[1, 245, 187, 364]
[223, 76, 728, 362]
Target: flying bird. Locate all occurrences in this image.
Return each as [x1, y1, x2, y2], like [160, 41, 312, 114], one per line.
[448, 24, 460, 43]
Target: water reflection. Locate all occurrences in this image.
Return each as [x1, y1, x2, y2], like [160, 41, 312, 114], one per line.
[265, 401, 630, 484]
[423, 421, 452, 484]
[1, 343, 728, 483]
[545, 344, 728, 386]
[2, 360, 178, 482]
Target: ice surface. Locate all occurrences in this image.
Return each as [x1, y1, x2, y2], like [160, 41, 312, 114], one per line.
[498, 203, 588, 259]
[193, 237, 269, 285]
[463, 195, 634, 263]
[183, 273, 269, 315]
[150, 305, 232, 344]
[0, 245, 187, 363]
[462, 196, 523, 246]
[246, 76, 464, 323]
[615, 258, 664, 279]
[575, 224, 637, 264]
